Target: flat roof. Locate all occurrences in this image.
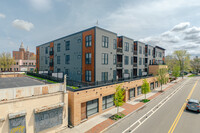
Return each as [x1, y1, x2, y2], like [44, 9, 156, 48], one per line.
[0, 77, 45, 89]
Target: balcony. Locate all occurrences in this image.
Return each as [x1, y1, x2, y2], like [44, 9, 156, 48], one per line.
[145, 63, 148, 67]
[117, 62, 122, 68]
[49, 62, 54, 67]
[133, 63, 137, 67]
[117, 48, 122, 54]
[133, 51, 137, 55]
[145, 53, 148, 57]
[50, 51, 54, 56]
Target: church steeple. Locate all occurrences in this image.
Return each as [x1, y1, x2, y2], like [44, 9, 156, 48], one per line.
[19, 42, 25, 51]
[26, 46, 29, 51]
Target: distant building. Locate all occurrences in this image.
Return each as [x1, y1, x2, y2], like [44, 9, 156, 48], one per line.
[13, 42, 35, 60]
[3, 43, 36, 72]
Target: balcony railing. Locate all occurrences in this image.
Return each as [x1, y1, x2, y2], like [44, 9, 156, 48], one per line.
[145, 53, 148, 57]
[50, 51, 54, 55]
[117, 62, 122, 67]
[145, 63, 148, 67]
[117, 48, 122, 53]
[133, 63, 137, 67]
[49, 62, 54, 66]
[133, 51, 137, 55]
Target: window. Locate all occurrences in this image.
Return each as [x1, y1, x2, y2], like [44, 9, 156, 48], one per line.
[57, 68, 61, 73]
[57, 56, 60, 64]
[45, 47, 48, 54]
[137, 86, 142, 95]
[102, 36, 109, 48]
[139, 58, 142, 65]
[143, 47, 145, 55]
[101, 53, 108, 65]
[113, 39, 117, 49]
[102, 72, 108, 81]
[129, 88, 135, 99]
[65, 41, 70, 50]
[124, 69, 129, 74]
[159, 52, 162, 57]
[139, 46, 142, 54]
[131, 56, 133, 65]
[113, 70, 116, 80]
[87, 99, 98, 117]
[113, 55, 116, 64]
[102, 94, 114, 110]
[65, 55, 70, 64]
[125, 56, 129, 65]
[85, 70, 91, 82]
[86, 35, 92, 47]
[125, 42, 129, 51]
[57, 43, 61, 52]
[149, 49, 151, 55]
[85, 53, 91, 64]
[143, 58, 145, 65]
[65, 69, 69, 76]
[45, 57, 48, 64]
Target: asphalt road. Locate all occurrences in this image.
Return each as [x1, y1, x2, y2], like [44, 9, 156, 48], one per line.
[104, 77, 200, 133]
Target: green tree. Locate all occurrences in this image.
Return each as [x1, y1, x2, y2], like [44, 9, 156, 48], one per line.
[172, 65, 180, 79]
[157, 68, 169, 92]
[173, 50, 190, 78]
[190, 57, 200, 74]
[0, 52, 15, 72]
[113, 85, 125, 114]
[165, 55, 177, 72]
[141, 79, 151, 99]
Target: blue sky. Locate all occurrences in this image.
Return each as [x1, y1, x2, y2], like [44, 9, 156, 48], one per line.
[1, 0, 200, 56]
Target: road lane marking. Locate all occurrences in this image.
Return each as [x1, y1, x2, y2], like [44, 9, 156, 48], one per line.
[122, 78, 190, 133]
[168, 80, 198, 133]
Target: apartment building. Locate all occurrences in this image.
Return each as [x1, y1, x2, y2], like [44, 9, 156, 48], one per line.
[36, 26, 165, 82]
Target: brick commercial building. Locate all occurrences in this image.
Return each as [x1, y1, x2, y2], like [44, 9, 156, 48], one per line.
[13, 42, 35, 60]
[36, 26, 165, 82]
[5, 43, 36, 72]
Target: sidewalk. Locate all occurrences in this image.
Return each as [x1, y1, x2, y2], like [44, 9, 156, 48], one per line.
[59, 77, 183, 133]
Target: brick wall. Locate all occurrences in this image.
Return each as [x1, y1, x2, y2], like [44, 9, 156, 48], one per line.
[68, 76, 160, 126]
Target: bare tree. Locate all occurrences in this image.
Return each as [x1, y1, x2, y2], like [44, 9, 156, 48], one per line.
[0, 52, 15, 72]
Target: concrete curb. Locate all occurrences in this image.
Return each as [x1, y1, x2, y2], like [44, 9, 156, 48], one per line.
[100, 78, 185, 133]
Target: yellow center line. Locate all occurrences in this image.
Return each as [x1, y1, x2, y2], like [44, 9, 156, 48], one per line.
[168, 80, 199, 133]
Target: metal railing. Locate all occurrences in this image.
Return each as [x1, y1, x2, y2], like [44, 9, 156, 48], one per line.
[133, 63, 137, 67]
[117, 48, 122, 53]
[133, 51, 137, 55]
[117, 62, 122, 67]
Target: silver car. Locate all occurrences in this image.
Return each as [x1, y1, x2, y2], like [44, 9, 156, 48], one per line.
[186, 99, 200, 112]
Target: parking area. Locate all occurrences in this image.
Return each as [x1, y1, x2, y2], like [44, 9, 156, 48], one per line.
[0, 77, 45, 89]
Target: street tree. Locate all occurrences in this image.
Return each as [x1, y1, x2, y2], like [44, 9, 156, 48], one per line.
[113, 85, 125, 114]
[173, 50, 190, 78]
[157, 68, 169, 92]
[190, 57, 200, 74]
[141, 79, 151, 99]
[0, 52, 14, 72]
[172, 65, 180, 79]
[165, 55, 177, 72]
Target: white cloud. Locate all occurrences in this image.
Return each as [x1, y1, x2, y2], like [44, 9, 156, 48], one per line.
[140, 22, 200, 56]
[171, 22, 190, 32]
[184, 26, 200, 34]
[0, 13, 6, 18]
[29, 0, 52, 11]
[12, 19, 34, 31]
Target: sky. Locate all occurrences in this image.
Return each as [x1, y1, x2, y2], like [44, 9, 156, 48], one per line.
[1, 0, 200, 56]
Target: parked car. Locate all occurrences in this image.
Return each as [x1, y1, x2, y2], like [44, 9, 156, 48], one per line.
[186, 99, 200, 112]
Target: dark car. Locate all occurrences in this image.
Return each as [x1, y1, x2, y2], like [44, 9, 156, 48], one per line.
[186, 99, 200, 112]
